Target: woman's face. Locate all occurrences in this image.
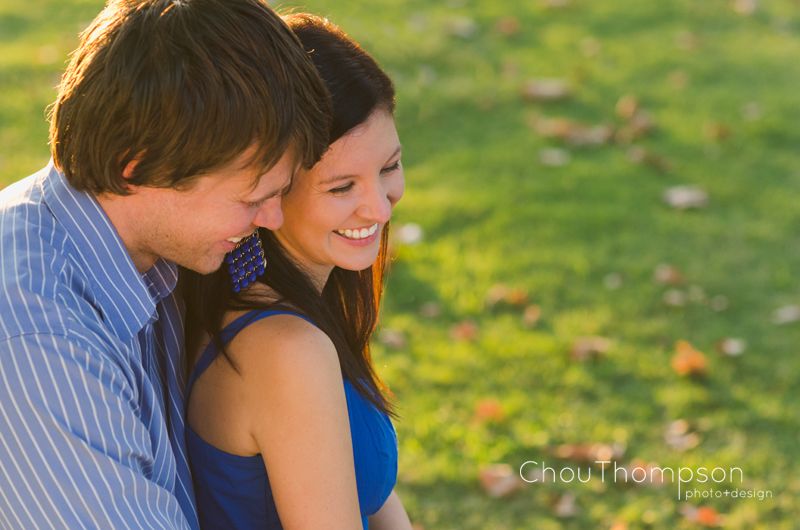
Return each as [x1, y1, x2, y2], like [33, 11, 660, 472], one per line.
[275, 109, 404, 287]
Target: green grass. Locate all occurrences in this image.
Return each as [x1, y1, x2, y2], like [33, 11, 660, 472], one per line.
[2, 0, 799, 528]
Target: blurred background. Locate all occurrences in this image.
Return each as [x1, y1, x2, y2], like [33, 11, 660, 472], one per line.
[2, 0, 799, 528]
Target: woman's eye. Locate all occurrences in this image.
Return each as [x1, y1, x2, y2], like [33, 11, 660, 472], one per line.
[330, 182, 354, 194]
[381, 160, 401, 174]
[246, 199, 266, 208]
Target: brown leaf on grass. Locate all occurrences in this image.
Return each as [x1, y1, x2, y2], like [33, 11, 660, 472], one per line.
[671, 340, 708, 377]
[615, 111, 656, 143]
[627, 146, 672, 173]
[663, 186, 709, 210]
[485, 284, 529, 309]
[654, 264, 685, 285]
[539, 148, 571, 167]
[663, 289, 687, 308]
[615, 95, 639, 120]
[551, 442, 625, 463]
[568, 125, 614, 147]
[552, 492, 579, 518]
[570, 336, 612, 361]
[732, 0, 758, 16]
[451, 320, 478, 342]
[543, 0, 571, 9]
[419, 302, 442, 318]
[446, 16, 478, 39]
[378, 328, 407, 350]
[521, 79, 571, 102]
[741, 101, 762, 121]
[664, 419, 701, 451]
[716, 338, 746, 357]
[668, 70, 690, 90]
[772, 304, 800, 325]
[620, 459, 667, 487]
[680, 505, 724, 527]
[474, 398, 505, 423]
[494, 16, 521, 36]
[529, 115, 613, 146]
[675, 30, 699, 51]
[522, 304, 542, 327]
[709, 295, 730, 312]
[478, 464, 524, 498]
[579, 37, 601, 58]
[704, 121, 732, 142]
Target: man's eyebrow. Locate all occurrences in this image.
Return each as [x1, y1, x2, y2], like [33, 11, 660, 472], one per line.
[318, 145, 402, 185]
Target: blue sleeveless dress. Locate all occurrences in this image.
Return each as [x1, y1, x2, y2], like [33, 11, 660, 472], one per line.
[186, 309, 398, 529]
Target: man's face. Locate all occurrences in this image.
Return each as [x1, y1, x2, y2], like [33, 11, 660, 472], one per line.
[129, 147, 295, 274]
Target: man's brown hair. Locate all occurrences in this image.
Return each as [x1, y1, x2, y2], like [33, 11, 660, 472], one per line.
[49, 0, 331, 194]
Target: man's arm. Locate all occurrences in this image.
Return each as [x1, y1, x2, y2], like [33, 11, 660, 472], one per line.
[0, 334, 191, 529]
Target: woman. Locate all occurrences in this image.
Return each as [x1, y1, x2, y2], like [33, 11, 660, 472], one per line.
[182, 13, 412, 530]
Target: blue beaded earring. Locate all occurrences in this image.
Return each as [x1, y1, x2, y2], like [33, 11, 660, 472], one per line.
[224, 231, 267, 293]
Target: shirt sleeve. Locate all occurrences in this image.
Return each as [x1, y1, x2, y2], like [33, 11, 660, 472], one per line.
[0, 333, 191, 530]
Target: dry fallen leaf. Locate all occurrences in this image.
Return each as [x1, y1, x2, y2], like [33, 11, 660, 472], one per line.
[654, 264, 685, 285]
[772, 304, 800, 325]
[494, 16, 521, 36]
[451, 320, 478, 341]
[732, 0, 757, 16]
[539, 147, 571, 167]
[709, 295, 729, 312]
[615, 94, 639, 120]
[551, 442, 625, 463]
[378, 328, 407, 350]
[552, 492, 579, 518]
[529, 115, 613, 146]
[521, 79, 572, 102]
[570, 336, 612, 361]
[704, 121, 731, 142]
[680, 504, 724, 527]
[446, 16, 478, 39]
[603, 272, 623, 290]
[668, 70, 689, 90]
[671, 340, 708, 377]
[579, 37, 601, 58]
[664, 419, 701, 451]
[627, 146, 672, 173]
[716, 338, 746, 357]
[675, 30, 699, 51]
[620, 459, 667, 487]
[663, 289, 687, 308]
[419, 302, 442, 318]
[741, 101, 762, 121]
[663, 186, 709, 210]
[485, 284, 528, 309]
[522, 304, 542, 327]
[478, 464, 524, 498]
[615, 111, 656, 143]
[474, 398, 505, 423]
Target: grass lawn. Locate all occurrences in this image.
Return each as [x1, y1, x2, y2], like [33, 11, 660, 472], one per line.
[2, 0, 799, 528]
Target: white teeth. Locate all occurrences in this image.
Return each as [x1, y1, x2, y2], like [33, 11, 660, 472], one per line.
[227, 236, 243, 244]
[336, 223, 379, 240]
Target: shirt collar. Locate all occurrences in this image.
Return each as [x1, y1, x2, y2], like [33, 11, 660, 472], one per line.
[41, 162, 177, 341]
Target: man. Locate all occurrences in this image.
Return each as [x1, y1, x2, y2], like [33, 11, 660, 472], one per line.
[0, 0, 330, 527]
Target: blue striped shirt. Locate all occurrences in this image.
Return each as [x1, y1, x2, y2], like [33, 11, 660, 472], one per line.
[0, 163, 199, 529]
